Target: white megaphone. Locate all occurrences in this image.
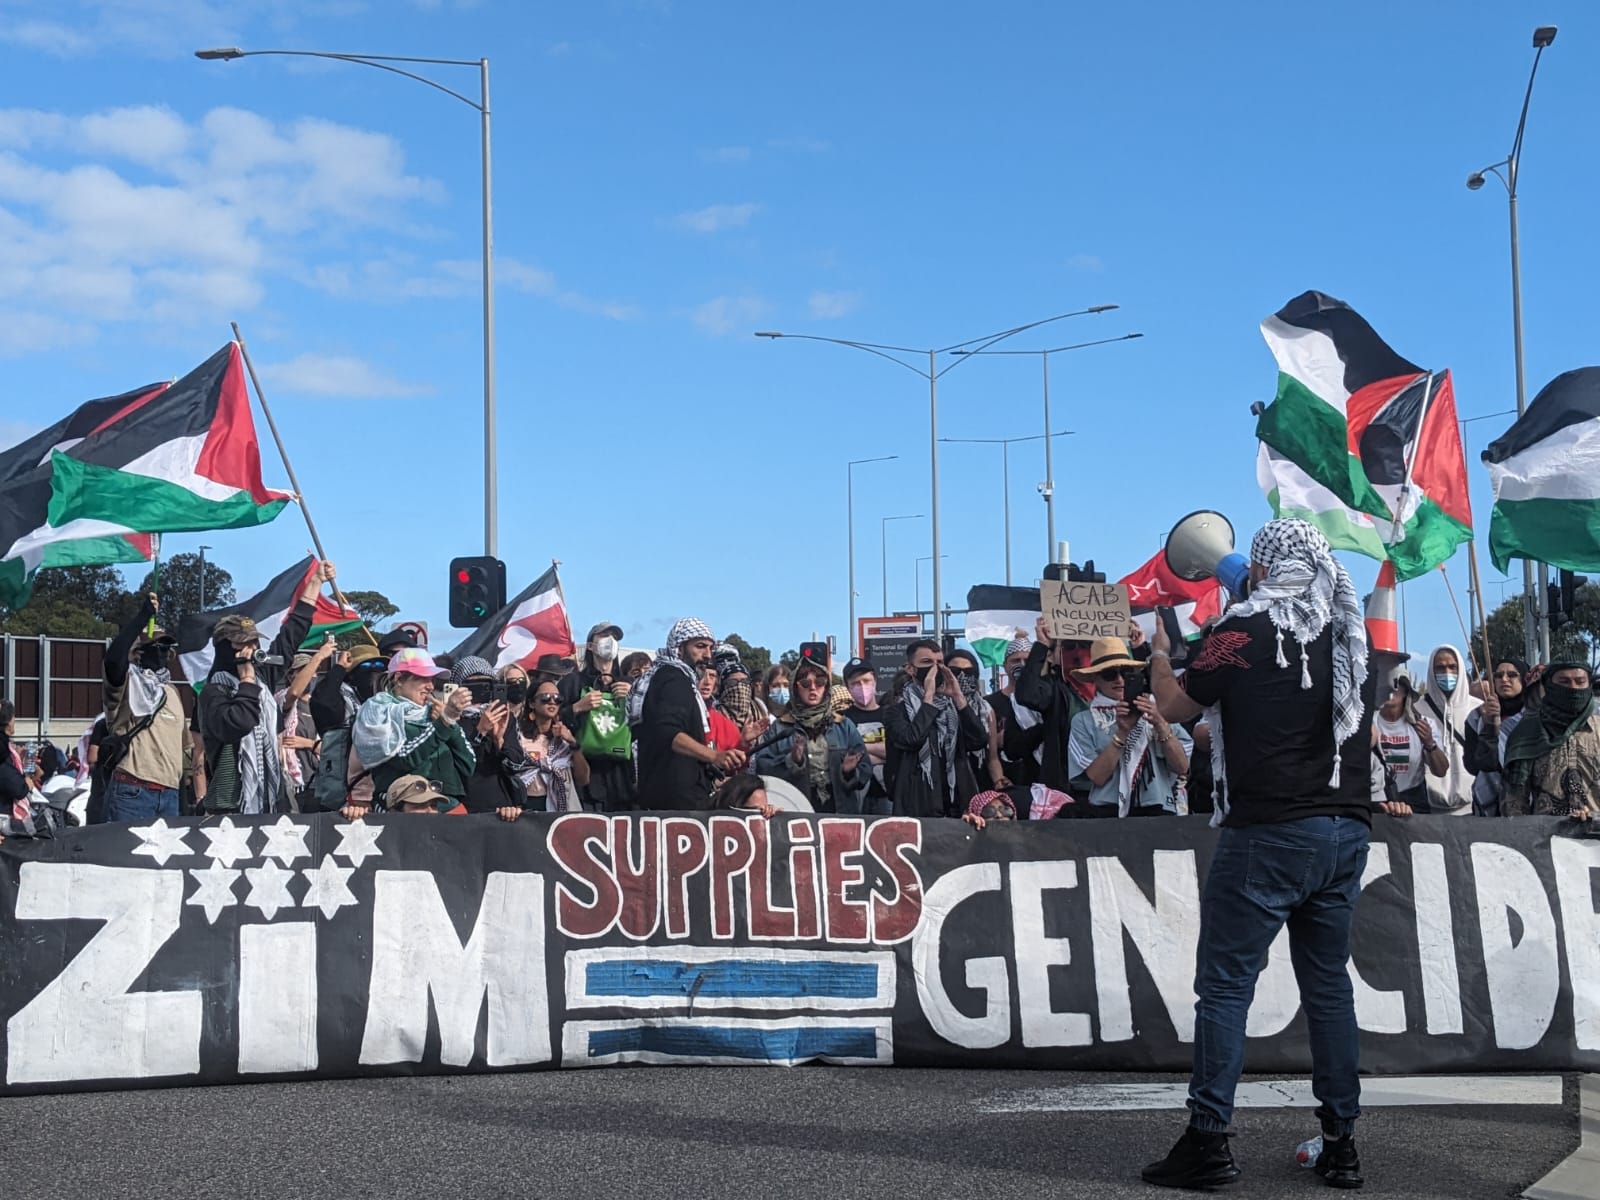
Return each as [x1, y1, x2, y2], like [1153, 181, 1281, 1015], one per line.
[1164, 510, 1251, 598]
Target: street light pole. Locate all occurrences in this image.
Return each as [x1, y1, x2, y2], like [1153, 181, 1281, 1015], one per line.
[951, 332, 1144, 564]
[196, 45, 499, 556]
[940, 430, 1073, 586]
[847, 455, 897, 650]
[197, 544, 212, 611]
[915, 554, 949, 617]
[881, 514, 922, 615]
[757, 307, 1120, 638]
[1468, 24, 1557, 664]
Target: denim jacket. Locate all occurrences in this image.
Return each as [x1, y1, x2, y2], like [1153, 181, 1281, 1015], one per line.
[751, 715, 870, 813]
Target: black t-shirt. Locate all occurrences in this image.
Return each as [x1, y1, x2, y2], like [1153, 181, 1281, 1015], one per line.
[636, 666, 712, 810]
[1181, 612, 1371, 827]
[844, 703, 888, 800]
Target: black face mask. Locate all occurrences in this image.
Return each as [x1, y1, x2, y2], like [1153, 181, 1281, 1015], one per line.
[914, 663, 936, 684]
[504, 681, 529, 706]
[136, 645, 171, 672]
[351, 665, 385, 700]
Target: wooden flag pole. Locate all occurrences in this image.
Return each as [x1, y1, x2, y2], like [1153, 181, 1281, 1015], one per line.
[1467, 540, 1495, 675]
[232, 322, 376, 648]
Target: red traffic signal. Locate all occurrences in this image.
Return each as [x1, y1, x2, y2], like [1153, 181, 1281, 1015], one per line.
[448, 555, 506, 628]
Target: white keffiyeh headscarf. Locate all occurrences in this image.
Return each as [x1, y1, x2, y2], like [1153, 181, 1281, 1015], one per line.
[1204, 518, 1366, 826]
[628, 617, 712, 734]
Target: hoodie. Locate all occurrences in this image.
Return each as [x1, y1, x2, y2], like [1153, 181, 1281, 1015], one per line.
[1417, 642, 1481, 815]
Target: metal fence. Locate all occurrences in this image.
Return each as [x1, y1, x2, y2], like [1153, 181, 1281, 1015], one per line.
[1, 636, 110, 738]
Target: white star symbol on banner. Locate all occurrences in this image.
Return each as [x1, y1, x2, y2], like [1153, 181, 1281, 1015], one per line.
[300, 854, 358, 919]
[200, 816, 255, 867]
[186, 859, 242, 924]
[260, 815, 311, 866]
[130, 818, 193, 866]
[243, 858, 298, 920]
[333, 820, 384, 868]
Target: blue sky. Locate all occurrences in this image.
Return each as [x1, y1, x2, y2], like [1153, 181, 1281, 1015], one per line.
[2, 0, 1597, 662]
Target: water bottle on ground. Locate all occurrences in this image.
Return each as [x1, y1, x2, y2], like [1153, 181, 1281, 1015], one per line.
[1295, 1135, 1323, 1168]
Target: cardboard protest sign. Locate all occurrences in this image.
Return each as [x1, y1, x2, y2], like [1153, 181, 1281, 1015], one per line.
[1040, 580, 1131, 640]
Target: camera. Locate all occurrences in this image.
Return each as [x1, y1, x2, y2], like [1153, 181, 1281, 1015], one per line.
[242, 649, 285, 667]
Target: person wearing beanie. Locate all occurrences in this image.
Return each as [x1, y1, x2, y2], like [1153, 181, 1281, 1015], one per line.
[198, 561, 336, 815]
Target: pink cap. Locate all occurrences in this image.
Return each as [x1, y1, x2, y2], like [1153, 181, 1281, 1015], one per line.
[388, 648, 446, 678]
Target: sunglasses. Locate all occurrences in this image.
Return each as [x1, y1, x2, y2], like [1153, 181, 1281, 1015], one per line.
[391, 779, 444, 804]
[1097, 669, 1129, 682]
[533, 692, 561, 704]
[1492, 669, 1521, 680]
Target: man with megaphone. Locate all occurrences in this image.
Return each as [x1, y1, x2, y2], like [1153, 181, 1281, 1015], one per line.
[1140, 517, 1372, 1193]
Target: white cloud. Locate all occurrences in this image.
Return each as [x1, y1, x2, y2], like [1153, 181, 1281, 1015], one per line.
[0, 102, 466, 346]
[263, 353, 435, 399]
[700, 145, 751, 164]
[671, 202, 759, 234]
[0, 311, 96, 358]
[1066, 253, 1104, 273]
[808, 290, 861, 319]
[297, 254, 639, 320]
[691, 295, 767, 337]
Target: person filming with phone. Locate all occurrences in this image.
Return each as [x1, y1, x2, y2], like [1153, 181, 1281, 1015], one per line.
[198, 560, 337, 816]
[1067, 635, 1190, 817]
[883, 639, 988, 817]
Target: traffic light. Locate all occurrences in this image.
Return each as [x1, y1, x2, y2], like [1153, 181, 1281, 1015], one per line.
[448, 556, 506, 628]
[798, 641, 829, 672]
[1043, 558, 1106, 583]
[1550, 570, 1588, 636]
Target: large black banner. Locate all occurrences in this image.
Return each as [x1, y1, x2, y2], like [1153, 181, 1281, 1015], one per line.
[1, 813, 1596, 1094]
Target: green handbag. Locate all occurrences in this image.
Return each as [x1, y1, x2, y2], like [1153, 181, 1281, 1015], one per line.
[577, 688, 632, 760]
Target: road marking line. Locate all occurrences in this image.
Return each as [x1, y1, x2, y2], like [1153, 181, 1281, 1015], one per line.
[978, 1075, 1566, 1113]
[1523, 1074, 1599, 1200]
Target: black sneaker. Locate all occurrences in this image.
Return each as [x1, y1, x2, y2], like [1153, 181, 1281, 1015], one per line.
[1141, 1127, 1242, 1190]
[1314, 1135, 1364, 1189]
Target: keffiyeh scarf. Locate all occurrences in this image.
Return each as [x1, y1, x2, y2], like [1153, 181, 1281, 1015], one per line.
[1089, 693, 1156, 818]
[126, 665, 171, 719]
[627, 617, 712, 735]
[1203, 518, 1366, 826]
[902, 677, 961, 800]
[353, 691, 435, 767]
[209, 671, 285, 816]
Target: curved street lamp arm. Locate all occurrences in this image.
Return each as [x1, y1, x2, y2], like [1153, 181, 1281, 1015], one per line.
[221, 49, 483, 110]
[1508, 44, 1547, 190]
[759, 333, 931, 379]
[934, 307, 1104, 362]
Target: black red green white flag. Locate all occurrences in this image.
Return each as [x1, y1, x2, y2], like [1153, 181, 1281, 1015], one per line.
[448, 565, 575, 671]
[175, 557, 362, 683]
[0, 343, 291, 607]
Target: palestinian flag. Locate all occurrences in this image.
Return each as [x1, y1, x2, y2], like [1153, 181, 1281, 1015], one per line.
[176, 557, 363, 684]
[1484, 367, 1600, 572]
[449, 564, 575, 670]
[1255, 291, 1472, 580]
[0, 343, 291, 607]
[965, 585, 1040, 667]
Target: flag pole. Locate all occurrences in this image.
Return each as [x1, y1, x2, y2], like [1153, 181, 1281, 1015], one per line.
[231, 322, 375, 648]
[1437, 563, 1479, 675]
[1384, 371, 1438, 549]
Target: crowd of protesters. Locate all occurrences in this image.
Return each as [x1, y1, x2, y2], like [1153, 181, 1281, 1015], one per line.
[1, 559, 1596, 837]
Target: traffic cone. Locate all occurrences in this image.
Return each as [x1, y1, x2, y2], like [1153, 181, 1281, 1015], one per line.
[1365, 560, 1402, 655]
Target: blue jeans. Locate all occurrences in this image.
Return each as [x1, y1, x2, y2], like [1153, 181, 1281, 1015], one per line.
[1188, 816, 1369, 1137]
[104, 779, 179, 823]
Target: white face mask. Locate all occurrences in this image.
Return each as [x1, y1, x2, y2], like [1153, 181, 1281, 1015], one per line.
[593, 636, 618, 662]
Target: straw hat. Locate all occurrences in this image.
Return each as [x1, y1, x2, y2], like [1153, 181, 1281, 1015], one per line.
[1071, 636, 1143, 677]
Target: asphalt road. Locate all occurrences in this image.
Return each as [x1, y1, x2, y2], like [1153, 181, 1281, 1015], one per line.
[0, 1069, 1580, 1199]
